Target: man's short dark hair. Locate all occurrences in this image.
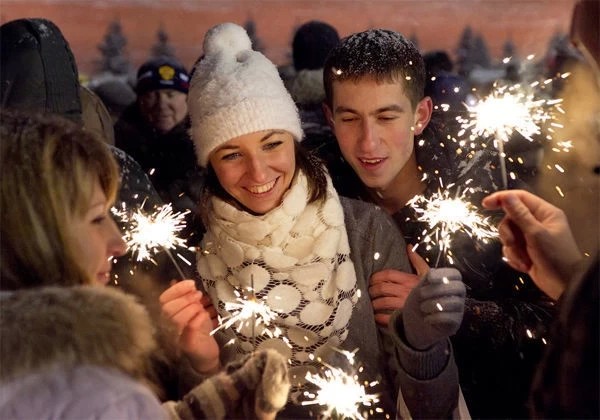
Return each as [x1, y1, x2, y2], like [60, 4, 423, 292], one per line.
[323, 28, 426, 109]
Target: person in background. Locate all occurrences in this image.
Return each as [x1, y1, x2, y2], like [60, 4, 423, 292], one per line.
[0, 110, 291, 420]
[287, 20, 361, 197]
[114, 55, 204, 244]
[90, 78, 137, 123]
[159, 22, 465, 419]
[322, 28, 555, 418]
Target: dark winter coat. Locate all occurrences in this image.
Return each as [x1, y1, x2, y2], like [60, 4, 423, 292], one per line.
[397, 117, 555, 419]
[114, 105, 205, 244]
[325, 113, 556, 418]
[114, 105, 202, 209]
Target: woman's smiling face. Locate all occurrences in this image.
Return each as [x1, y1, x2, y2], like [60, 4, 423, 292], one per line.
[209, 130, 296, 215]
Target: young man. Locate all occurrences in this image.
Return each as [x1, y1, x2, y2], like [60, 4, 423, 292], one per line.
[322, 28, 555, 418]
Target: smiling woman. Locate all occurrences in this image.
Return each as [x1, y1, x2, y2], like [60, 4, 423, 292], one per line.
[159, 21, 467, 419]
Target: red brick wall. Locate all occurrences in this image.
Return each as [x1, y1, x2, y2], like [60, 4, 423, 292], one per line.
[0, 0, 576, 77]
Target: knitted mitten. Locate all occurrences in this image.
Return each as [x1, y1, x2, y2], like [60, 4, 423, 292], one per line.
[402, 268, 466, 350]
[168, 348, 290, 419]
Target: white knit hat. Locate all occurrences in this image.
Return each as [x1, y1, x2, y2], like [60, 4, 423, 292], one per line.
[188, 23, 303, 167]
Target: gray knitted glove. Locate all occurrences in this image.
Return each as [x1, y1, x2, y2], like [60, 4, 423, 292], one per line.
[172, 349, 290, 419]
[402, 268, 466, 350]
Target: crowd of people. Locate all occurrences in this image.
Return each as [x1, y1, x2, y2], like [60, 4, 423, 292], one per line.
[0, 1, 597, 418]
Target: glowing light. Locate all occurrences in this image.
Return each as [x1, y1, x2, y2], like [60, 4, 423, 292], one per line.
[210, 288, 282, 339]
[120, 204, 189, 263]
[114, 203, 190, 279]
[408, 180, 498, 266]
[457, 80, 564, 188]
[302, 350, 380, 420]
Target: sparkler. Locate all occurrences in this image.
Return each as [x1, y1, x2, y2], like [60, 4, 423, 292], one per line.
[408, 180, 498, 266]
[116, 203, 190, 279]
[457, 78, 564, 189]
[302, 349, 380, 420]
[210, 286, 282, 341]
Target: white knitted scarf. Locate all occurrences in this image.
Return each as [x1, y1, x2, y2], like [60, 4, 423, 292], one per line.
[197, 170, 358, 393]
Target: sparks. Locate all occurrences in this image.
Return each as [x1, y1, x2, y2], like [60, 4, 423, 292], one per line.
[210, 288, 282, 338]
[301, 350, 380, 420]
[302, 349, 379, 420]
[119, 203, 189, 263]
[408, 180, 498, 266]
[457, 80, 564, 188]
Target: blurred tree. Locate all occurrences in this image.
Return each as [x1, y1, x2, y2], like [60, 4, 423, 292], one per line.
[150, 25, 176, 59]
[473, 34, 491, 68]
[96, 19, 131, 76]
[244, 18, 265, 53]
[455, 25, 476, 76]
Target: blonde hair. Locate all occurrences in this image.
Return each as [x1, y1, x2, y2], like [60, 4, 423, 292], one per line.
[0, 110, 120, 290]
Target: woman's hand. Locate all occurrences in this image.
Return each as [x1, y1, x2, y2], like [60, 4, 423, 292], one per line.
[159, 280, 220, 374]
[482, 190, 582, 300]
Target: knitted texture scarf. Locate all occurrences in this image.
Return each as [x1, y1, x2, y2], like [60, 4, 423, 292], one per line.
[198, 170, 358, 397]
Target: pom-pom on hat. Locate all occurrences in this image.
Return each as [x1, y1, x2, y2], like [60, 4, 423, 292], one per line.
[188, 23, 303, 167]
[135, 56, 190, 96]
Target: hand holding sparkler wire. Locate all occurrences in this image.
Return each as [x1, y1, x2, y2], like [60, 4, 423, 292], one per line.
[482, 189, 582, 300]
[159, 280, 221, 374]
[401, 248, 466, 350]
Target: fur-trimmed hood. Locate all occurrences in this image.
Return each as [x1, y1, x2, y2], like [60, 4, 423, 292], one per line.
[0, 286, 156, 383]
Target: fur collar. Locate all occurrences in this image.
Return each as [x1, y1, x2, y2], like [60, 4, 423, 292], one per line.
[0, 286, 156, 383]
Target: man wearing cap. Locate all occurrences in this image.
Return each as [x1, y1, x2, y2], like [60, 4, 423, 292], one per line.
[115, 56, 203, 240]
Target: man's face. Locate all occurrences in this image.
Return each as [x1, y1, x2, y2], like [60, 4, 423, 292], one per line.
[325, 77, 431, 193]
[139, 89, 188, 133]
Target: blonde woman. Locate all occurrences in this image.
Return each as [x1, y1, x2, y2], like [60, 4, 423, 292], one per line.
[0, 110, 289, 420]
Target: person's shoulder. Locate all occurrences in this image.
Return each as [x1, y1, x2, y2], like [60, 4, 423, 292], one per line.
[340, 196, 397, 232]
[0, 365, 166, 420]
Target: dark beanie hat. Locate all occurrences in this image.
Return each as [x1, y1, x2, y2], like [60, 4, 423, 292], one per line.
[0, 18, 81, 121]
[135, 56, 190, 96]
[292, 21, 340, 71]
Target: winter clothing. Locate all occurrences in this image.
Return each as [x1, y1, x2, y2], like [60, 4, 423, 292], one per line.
[199, 172, 359, 378]
[392, 133, 555, 419]
[0, 286, 165, 419]
[114, 106, 200, 208]
[0, 17, 163, 214]
[80, 85, 116, 144]
[188, 22, 303, 167]
[190, 22, 461, 419]
[0, 18, 80, 121]
[0, 286, 291, 420]
[402, 268, 466, 351]
[136, 56, 190, 96]
[198, 170, 460, 417]
[292, 20, 340, 72]
[91, 78, 136, 121]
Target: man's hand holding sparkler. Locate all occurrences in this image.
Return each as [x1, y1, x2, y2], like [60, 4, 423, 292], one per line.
[369, 267, 420, 327]
[401, 248, 466, 351]
[159, 280, 221, 374]
[482, 189, 583, 300]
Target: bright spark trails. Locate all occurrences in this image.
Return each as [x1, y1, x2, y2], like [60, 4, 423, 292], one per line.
[408, 182, 498, 266]
[120, 203, 189, 263]
[210, 289, 282, 339]
[301, 350, 380, 420]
